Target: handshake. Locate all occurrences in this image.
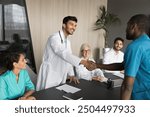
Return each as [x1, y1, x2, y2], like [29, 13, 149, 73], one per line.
[80, 60, 97, 71]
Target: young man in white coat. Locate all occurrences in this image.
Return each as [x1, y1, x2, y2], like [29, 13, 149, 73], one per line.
[36, 16, 95, 91]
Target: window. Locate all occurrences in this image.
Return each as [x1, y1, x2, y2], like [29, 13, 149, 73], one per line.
[0, 0, 36, 73]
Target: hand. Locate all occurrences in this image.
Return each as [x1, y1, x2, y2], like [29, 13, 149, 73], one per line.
[18, 96, 27, 100]
[85, 60, 97, 71]
[92, 76, 102, 81]
[68, 76, 80, 84]
[120, 70, 124, 74]
[26, 96, 36, 100]
[92, 76, 108, 82]
[80, 60, 97, 71]
[18, 96, 36, 100]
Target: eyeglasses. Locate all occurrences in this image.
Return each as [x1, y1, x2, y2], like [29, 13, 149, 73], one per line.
[82, 49, 91, 52]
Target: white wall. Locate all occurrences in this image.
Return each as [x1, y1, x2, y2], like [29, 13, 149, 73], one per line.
[26, 0, 107, 71]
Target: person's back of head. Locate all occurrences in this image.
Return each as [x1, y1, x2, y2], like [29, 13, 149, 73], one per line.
[12, 33, 21, 43]
[7, 34, 25, 53]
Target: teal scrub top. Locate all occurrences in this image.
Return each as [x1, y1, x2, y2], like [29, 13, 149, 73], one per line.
[0, 69, 35, 100]
[124, 34, 150, 100]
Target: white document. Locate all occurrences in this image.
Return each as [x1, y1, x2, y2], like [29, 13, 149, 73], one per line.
[56, 84, 81, 93]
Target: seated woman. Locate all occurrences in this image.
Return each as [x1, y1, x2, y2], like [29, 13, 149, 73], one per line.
[0, 52, 35, 100]
[76, 43, 107, 82]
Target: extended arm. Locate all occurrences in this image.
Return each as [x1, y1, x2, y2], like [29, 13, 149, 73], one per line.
[50, 36, 81, 67]
[96, 62, 124, 71]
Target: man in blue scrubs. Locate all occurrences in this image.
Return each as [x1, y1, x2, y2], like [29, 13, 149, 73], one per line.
[95, 14, 150, 100]
[121, 14, 150, 100]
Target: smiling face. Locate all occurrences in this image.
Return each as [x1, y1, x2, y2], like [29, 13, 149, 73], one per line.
[63, 20, 77, 35]
[114, 40, 124, 51]
[81, 47, 91, 60]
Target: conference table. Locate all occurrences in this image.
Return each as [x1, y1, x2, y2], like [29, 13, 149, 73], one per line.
[33, 73, 123, 100]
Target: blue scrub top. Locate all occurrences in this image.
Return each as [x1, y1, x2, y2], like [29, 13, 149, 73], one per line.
[124, 34, 150, 100]
[0, 69, 35, 100]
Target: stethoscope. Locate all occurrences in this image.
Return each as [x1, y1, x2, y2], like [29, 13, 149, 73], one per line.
[59, 31, 63, 43]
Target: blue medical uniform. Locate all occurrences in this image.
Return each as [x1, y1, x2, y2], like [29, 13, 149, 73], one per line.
[124, 34, 150, 100]
[0, 70, 35, 100]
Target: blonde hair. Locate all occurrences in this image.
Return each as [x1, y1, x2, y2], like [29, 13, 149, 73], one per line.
[79, 43, 91, 57]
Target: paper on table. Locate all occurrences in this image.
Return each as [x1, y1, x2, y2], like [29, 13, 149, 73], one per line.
[56, 84, 81, 93]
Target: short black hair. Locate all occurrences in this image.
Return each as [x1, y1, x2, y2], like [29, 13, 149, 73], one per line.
[63, 16, 77, 24]
[128, 14, 150, 34]
[114, 37, 124, 44]
[5, 52, 25, 70]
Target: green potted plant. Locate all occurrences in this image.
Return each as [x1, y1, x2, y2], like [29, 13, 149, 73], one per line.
[94, 6, 121, 48]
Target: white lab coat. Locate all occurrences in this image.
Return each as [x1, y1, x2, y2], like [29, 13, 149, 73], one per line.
[36, 30, 81, 91]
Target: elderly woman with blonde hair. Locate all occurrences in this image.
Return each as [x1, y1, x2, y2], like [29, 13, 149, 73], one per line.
[76, 43, 107, 82]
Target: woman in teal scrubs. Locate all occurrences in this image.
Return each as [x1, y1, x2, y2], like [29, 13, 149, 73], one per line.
[0, 52, 35, 100]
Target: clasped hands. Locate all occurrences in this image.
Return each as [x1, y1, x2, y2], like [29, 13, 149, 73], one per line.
[80, 60, 97, 71]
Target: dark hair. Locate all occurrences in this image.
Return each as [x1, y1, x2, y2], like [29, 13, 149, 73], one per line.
[128, 14, 150, 34]
[5, 52, 25, 70]
[63, 16, 77, 24]
[13, 33, 21, 43]
[114, 37, 124, 44]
